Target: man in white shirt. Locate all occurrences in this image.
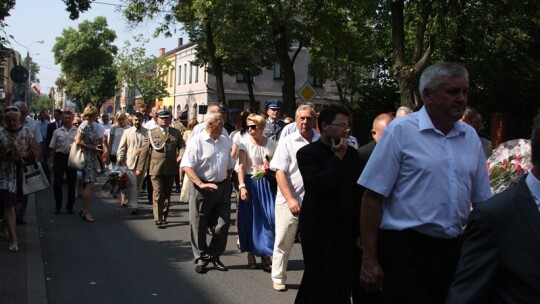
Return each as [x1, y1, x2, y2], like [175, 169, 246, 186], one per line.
[48, 111, 78, 214]
[269, 104, 319, 292]
[180, 112, 235, 274]
[143, 106, 159, 130]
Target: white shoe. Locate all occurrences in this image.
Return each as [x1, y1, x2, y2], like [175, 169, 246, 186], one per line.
[8, 244, 18, 253]
[273, 283, 286, 291]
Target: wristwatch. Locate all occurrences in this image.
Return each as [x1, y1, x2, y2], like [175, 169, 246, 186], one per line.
[238, 183, 246, 189]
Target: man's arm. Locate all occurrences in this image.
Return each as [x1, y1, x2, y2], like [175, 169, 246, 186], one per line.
[116, 130, 128, 166]
[276, 169, 300, 215]
[446, 207, 498, 304]
[360, 189, 385, 292]
[182, 166, 218, 192]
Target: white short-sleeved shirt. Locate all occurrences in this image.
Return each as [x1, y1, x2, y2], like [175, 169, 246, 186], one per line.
[358, 106, 492, 238]
[24, 116, 42, 144]
[239, 138, 277, 175]
[49, 125, 78, 154]
[270, 130, 319, 206]
[180, 131, 234, 182]
[143, 119, 158, 131]
[279, 123, 297, 139]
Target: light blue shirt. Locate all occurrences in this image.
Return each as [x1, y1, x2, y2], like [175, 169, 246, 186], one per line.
[38, 120, 49, 139]
[525, 172, 540, 212]
[358, 106, 492, 238]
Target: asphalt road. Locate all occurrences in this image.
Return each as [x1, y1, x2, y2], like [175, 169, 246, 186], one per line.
[36, 180, 304, 304]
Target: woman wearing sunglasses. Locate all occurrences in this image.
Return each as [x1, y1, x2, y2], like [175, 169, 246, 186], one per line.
[237, 114, 278, 271]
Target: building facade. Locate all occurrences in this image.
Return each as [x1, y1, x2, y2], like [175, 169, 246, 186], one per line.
[0, 49, 22, 105]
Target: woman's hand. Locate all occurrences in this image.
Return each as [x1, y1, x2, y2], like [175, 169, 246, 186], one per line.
[240, 187, 249, 201]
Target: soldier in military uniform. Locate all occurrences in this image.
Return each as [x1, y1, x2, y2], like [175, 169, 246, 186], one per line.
[137, 110, 184, 227]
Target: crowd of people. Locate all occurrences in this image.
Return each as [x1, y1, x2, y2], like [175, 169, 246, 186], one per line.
[1, 61, 540, 303]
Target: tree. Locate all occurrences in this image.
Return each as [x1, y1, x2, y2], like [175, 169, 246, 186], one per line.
[29, 94, 53, 113]
[115, 35, 171, 109]
[52, 16, 118, 110]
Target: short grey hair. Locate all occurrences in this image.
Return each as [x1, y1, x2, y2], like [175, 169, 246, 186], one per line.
[295, 103, 315, 119]
[419, 62, 469, 101]
[395, 106, 413, 118]
[204, 112, 223, 127]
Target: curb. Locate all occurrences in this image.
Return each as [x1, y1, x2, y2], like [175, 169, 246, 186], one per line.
[26, 194, 48, 304]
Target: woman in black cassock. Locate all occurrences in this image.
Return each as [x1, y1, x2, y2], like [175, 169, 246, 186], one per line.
[295, 105, 362, 304]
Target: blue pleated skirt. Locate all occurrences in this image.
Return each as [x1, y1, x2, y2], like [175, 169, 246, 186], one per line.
[237, 174, 276, 257]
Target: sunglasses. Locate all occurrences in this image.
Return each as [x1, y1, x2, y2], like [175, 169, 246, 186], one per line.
[246, 125, 258, 130]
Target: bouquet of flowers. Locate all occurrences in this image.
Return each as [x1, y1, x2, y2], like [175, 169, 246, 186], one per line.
[0, 138, 24, 163]
[252, 155, 275, 180]
[487, 138, 532, 194]
[103, 169, 129, 197]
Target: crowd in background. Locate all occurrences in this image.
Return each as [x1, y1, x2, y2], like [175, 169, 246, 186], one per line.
[1, 61, 540, 303]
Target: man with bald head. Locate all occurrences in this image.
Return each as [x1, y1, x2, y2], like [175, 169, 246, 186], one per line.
[352, 112, 394, 303]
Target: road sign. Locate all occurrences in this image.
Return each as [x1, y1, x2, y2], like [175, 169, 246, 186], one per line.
[297, 82, 317, 103]
[10, 66, 29, 84]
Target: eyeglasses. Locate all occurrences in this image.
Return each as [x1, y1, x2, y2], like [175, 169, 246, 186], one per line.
[330, 123, 351, 132]
[246, 125, 257, 130]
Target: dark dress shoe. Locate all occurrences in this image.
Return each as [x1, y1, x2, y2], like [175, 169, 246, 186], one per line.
[162, 220, 168, 225]
[54, 208, 60, 214]
[195, 260, 209, 274]
[155, 220, 163, 226]
[130, 209, 139, 216]
[212, 257, 228, 271]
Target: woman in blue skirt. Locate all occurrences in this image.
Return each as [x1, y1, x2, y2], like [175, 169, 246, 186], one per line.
[237, 114, 277, 272]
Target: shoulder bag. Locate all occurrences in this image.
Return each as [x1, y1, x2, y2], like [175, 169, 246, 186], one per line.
[22, 161, 50, 195]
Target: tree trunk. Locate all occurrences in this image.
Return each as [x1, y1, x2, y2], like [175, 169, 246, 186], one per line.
[204, 19, 227, 105]
[391, 0, 433, 109]
[245, 70, 257, 109]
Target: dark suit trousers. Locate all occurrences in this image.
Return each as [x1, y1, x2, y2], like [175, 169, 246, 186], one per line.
[189, 181, 231, 259]
[53, 153, 77, 210]
[150, 175, 174, 221]
[378, 229, 462, 304]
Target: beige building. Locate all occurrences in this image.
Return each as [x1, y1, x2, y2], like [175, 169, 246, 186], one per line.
[0, 49, 22, 105]
[167, 42, 339, 122]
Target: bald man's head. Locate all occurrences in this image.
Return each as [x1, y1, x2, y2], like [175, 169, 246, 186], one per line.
[371, 113, 394, 142]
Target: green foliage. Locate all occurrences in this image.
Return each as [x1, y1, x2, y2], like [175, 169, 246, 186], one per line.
[29, 95, 53, 113]
[115, 35, 171, 106]
[53, 16, 118, 109]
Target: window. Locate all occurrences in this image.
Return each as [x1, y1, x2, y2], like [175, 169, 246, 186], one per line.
[273, 63, 282, 79]
[194, 64, 199, 83]
[169, 68, 173, 87]
[189, 63, 193, 84]
[308, 66, 325, 87]
[177, 65, 182, 85]
[183, 64, 187, 85]
[236, 72, 254, 83]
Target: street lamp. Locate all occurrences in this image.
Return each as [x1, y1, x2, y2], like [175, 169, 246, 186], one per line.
[8, 35, 44, 102]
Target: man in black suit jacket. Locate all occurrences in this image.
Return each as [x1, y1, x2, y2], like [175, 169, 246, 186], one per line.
[447, 123, 540, 304]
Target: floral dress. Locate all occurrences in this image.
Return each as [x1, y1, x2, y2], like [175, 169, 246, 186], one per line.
[79, 122, 99, 183]
[0, 126, 34, 205]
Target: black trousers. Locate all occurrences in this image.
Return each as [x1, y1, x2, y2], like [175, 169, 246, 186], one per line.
[53, 153, 77, 210]
[378, 229, 462, 304]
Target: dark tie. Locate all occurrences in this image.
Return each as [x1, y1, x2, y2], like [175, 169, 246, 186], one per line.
[273, 121, 277, 133]
[57, 121, 61, 129]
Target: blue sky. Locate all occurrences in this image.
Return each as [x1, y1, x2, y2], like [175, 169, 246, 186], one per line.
[4, 0, 184, 93]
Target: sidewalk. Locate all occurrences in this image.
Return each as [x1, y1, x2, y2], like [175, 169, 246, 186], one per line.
[0, 194, 48, 304]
